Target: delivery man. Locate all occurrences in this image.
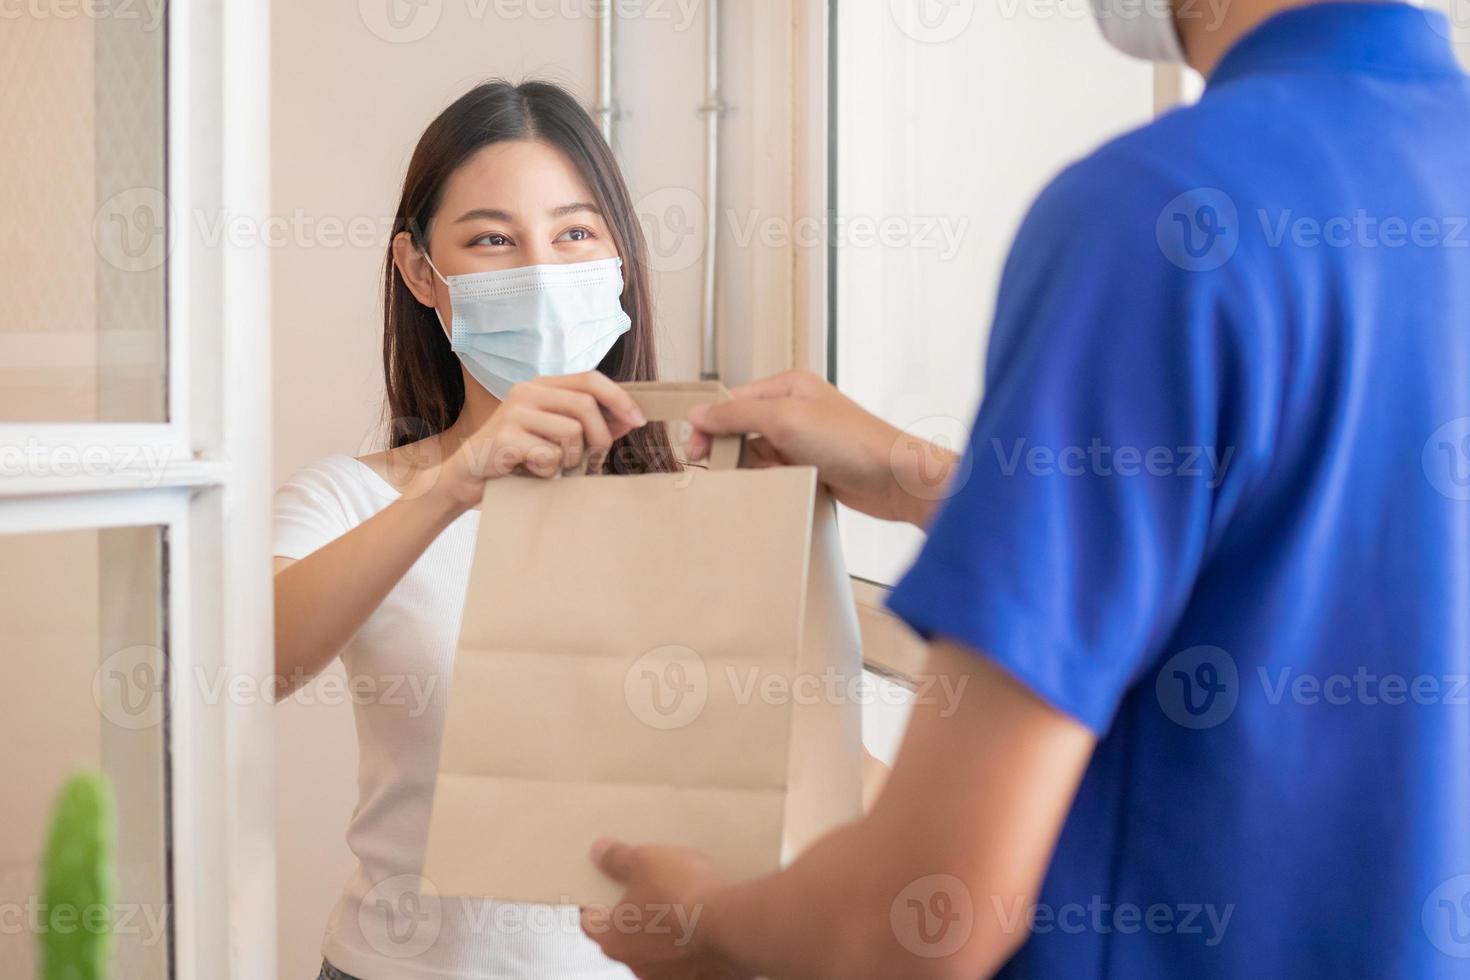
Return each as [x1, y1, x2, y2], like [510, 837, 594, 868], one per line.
[581, 1, 1470, 978]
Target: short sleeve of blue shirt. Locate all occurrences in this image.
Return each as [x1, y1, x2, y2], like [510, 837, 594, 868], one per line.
[887, 151, 1264, 735]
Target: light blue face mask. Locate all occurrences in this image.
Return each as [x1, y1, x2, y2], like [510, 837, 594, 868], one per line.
[423, 254, 633, 399]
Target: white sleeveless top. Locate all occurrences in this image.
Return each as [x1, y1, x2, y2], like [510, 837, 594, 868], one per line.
[273, 454, 633, 980]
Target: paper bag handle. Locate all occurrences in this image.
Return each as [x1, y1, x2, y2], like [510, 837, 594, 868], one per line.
[620, 381, 743, 472]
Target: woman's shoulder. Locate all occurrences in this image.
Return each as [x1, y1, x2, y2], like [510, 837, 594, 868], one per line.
[272, 454, 402, 558]
[276, 453, 398, 517]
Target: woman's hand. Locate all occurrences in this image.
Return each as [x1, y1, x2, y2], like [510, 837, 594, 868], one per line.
[685, 371, 960, 527]
[426, 371, 648, 511]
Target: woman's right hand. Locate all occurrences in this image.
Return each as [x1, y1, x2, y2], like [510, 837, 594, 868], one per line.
[275, 371, 644, 695]
[426, 371, 649, 511]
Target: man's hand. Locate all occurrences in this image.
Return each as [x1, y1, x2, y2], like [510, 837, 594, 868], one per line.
[581, 840, 752, 980]
[582, 646, 1097, 980]
[685, 371, 959, 527]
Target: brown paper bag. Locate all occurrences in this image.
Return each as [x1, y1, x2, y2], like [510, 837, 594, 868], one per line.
[421, 381, 864, 908]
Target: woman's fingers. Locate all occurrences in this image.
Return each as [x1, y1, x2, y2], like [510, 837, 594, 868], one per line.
[516, 386, 617, 464]
[510, 405, 588, 469]
[538, 371, 648, 432]
[489, 372, 642, 473]
[499, 426, 566, 478]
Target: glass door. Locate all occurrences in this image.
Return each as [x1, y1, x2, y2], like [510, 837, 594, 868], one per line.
[0, 2, 272, 978]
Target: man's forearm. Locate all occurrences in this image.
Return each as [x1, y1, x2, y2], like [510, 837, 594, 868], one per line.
[585, 645, 1092, 979]
[888, 436, 964, 528]
[696, 815, 1011, 980]
[695, 823, 870, 980]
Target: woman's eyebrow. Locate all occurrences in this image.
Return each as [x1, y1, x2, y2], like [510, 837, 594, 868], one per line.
[454, 207, 515, 223]
[550, 202, 599, 218]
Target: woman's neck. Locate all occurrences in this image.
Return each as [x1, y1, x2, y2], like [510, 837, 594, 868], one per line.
[439, 371, 502, 457]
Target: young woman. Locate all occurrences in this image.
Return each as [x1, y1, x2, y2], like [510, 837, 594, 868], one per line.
[272, 80, 675, 980]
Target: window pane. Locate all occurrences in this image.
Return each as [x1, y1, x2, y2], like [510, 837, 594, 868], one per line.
[0, 3, 167, 422]
[0, 526, 171, 978]
[832, 3, 1156, 584]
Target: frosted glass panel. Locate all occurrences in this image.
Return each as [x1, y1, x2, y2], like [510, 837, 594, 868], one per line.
[0, 527, 171, 978]
[0, 2, 167, 421]
[832, 3, 1155, 584]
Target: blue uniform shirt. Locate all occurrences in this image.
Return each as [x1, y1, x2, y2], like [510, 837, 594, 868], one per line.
[887, 4, 1470, 977]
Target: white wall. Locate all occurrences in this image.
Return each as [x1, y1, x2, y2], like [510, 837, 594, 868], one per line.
[833, 4, 1155, 586]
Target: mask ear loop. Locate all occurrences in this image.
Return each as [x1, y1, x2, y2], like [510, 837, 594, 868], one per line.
[418, 246, 452, 337]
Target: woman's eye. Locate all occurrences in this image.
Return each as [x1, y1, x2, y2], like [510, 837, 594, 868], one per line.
[473, 233, 512, 247]
[559, 227, 594, 243]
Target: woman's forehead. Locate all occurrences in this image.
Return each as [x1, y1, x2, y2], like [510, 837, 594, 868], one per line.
[439, 139, 595, 219]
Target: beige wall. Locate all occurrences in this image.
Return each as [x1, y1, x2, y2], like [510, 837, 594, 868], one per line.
[268, 2, 789, 974]
[268, 5, 599, 971]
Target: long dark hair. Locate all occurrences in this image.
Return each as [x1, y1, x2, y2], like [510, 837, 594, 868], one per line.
[382, 79, 676, 473]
